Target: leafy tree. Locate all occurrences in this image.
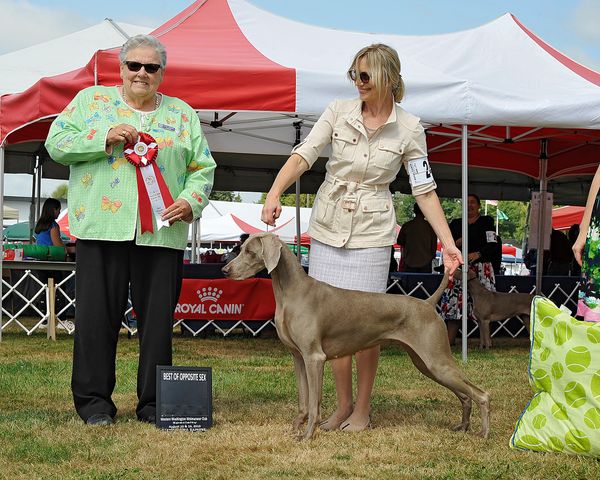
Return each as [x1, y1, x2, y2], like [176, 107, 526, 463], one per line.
[50, 183, 68, 199]
[440, 198, 462, 222]
[259, 193, 315, 207]
[488, 200, 528, 246]
[209, 191, 242, 202]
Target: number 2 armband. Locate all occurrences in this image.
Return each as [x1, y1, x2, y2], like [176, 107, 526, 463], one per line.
[407, 157, 434, 188]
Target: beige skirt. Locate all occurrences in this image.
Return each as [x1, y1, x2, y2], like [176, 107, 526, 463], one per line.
[308, 239, 391, 293]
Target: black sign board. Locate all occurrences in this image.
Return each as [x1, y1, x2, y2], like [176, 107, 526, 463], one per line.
[156, 366, 212, 431]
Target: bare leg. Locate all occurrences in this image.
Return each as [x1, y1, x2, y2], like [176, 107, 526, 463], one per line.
[340, 345, 379, 431]
[319, 355, 353, 430]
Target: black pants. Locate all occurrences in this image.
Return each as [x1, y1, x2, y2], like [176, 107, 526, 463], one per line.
[72, 240, 183, 422]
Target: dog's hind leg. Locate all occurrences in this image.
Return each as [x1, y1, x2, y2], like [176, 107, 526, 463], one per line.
[401, 337, 490, 439]
[423, 360, 489, 438]
[403, 346, 472, 433]
[290, 350, 309, 432]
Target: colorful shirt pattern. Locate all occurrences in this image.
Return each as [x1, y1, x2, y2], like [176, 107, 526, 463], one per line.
[577, 196, 600, 322]
[45, 86, 216, 250]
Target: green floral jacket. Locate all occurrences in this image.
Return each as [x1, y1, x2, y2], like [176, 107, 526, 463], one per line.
[45, 86, 216, 250]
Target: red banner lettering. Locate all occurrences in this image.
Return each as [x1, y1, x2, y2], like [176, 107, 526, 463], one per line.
[175, 278, 275, 320]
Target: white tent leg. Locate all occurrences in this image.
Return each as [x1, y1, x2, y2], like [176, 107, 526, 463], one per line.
[1, 144, 5, 341]
[461, 125, 469, 362]
[295, 180, 301, 262]
[293, 121, 302, 263]
[191, 220, 198, 263]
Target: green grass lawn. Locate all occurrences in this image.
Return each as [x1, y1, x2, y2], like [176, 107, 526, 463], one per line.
[0, 329, 598, 479]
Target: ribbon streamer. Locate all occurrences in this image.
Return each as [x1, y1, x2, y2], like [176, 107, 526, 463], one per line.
[124, 132, 174, 233]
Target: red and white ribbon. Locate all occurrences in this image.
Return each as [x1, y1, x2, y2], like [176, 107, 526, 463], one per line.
[124, 132, 174, 233]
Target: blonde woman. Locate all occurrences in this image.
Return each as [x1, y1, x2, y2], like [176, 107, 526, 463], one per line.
[262, 44, 462, 432]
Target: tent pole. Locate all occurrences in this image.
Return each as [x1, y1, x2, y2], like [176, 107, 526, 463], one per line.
[30, 156, 42, 242]
[293, 121, 302, 263]
[535, 139, 548, 294]
[191, 220, 198, 263]
[0, 144, 5, 341]
[461, 125, 469, 362]
[29, 158, 37, 237]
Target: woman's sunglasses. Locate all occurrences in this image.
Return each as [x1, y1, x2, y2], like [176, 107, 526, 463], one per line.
[124, 61, 162, 74]
[348, 69, 370, 84]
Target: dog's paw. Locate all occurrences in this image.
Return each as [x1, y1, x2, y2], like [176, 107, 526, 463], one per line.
[452, 422, 470, 433]
[476, 428, 490, 439]
[292, 414, 307, 431]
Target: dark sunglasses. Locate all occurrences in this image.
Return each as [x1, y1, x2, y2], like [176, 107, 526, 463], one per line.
[124, 61, 162, 74]
[348, 69, 370, 84]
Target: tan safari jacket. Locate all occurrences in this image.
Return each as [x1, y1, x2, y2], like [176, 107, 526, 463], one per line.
[293, 98, 436, 249]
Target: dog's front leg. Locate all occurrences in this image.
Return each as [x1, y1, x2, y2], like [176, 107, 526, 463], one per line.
[290, 350, 309, 432]
[301, 352, 326, 440]
[479, 320, 492, 349]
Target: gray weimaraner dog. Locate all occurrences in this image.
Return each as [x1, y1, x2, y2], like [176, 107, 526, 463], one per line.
[457, 269, 534, 349]
[222, 233, 490, 440]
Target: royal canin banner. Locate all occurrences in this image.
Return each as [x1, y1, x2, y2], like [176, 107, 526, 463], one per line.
[175, 278, 275, 320]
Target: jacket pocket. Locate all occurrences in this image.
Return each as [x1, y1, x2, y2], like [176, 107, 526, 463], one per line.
[312, 196, 337, 229]
[359, 197, 394, 232]
[331, 126, 359, 159]
[374, 139, 404, 170]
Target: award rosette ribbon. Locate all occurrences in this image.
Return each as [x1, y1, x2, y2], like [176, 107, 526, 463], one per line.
[124, 132, 174, 233]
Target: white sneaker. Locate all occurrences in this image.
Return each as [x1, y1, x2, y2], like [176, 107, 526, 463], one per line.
[57, 320, 75, 331]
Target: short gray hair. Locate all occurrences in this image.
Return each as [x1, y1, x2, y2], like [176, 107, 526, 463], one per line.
[119, 34, 167, 68]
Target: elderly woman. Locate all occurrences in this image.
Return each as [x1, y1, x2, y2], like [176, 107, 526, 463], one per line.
[262, 44, 462, 432]
[45, 35, 216, 425]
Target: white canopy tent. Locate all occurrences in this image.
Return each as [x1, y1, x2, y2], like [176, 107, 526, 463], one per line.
[2, 0, 600, 356]
[0, 19, 152, 96]
[2, 205, 18, 220]
[199, 201, 310, 243]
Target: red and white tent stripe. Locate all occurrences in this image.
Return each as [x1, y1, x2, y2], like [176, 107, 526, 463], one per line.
[2, 0, 600, 184]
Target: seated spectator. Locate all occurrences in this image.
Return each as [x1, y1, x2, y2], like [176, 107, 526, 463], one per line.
[34, 198, 65, 247]
[222, 233, 250, 263]
[397, 204, 437, 273]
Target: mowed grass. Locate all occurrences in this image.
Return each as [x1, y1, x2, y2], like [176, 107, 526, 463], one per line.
[0, 328, 599, 480]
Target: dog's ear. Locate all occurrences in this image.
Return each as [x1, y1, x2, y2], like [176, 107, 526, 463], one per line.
[260, 234, 282, 273]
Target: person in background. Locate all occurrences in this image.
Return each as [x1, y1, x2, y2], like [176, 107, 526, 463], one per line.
[491, 234, 503, 276]
[440, 194, 498, 345]
[222, 233, 250, 263]
[568, 224, 581, 277]
[572, 164, 600, 322]
[34, 198, 65, 247]
[45, 34, 216, 426]
[261, 44, 462, 433]
[547, 228, 573, 275]
[397, 203, 437, 273]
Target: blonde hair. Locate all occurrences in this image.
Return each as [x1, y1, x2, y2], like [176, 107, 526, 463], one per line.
[347, 43, 405, 103]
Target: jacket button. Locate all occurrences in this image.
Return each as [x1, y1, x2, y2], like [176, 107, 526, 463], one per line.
[334, 133, 338, 137]
[363, 154, 367, 158]
[353, 139, 356, 142]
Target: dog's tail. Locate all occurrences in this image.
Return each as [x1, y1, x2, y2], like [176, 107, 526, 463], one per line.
[426, 270, 450, 306]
